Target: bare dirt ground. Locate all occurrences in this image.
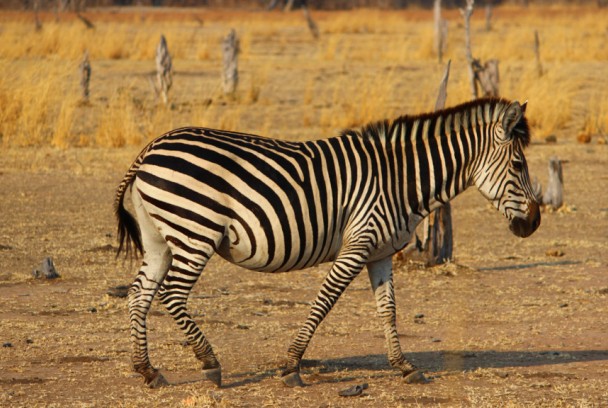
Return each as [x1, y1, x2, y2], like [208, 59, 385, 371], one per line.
[0, 139, 607, 407]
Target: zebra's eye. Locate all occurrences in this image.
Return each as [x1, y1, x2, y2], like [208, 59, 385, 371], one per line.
[512, 160, 524, 172]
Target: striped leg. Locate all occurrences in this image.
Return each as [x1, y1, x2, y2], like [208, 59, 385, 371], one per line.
[128, 192, 172, 387]
[281, 242, 370, 387]
[367, 257, 428, 384]
[158, 247, 222, 387]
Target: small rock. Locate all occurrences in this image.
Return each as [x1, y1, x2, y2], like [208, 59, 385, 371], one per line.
[577, 133, 591, 144]
[545, 249, 565, 257]
[431, 338, 442, 343]
[107, 285, 130, 298]
[414, 313, 425, 319]
[3, 342, 13, 348]
[88, 307, 97, 313]
[598, 136, 606, 145]
[26, 339, 34, 344]
[338, 383, 368, 397]
[544, 134, 557, 143]
[236, 324, 250, 330]
[559, 303, 569, 308]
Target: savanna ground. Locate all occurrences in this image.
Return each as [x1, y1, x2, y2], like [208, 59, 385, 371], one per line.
[1, 4, 607, 407]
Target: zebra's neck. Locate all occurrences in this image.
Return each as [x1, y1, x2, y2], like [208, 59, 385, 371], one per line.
[348, 99, 507, 222]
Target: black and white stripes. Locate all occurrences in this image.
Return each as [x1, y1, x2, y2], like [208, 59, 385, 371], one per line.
[116, 97, 540, 388]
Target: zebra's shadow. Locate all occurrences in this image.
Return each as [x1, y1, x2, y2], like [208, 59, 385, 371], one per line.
[168, 349, 608, 388]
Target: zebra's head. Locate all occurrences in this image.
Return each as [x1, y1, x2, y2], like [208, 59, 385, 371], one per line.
[472, 100, 541, 238]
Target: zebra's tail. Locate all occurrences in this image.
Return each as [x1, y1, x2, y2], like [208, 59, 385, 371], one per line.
[115, 161, 144, 259]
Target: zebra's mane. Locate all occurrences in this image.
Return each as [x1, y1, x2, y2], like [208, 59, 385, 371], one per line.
[348, 98, 531, 148]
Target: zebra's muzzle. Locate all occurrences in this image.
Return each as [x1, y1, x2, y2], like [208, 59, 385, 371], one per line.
[509, 201, 541, 238]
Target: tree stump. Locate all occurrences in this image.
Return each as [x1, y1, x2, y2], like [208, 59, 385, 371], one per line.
[542, 156, 564, 210]
[222, 29, 239, 95]
[32, 257, 60, 279]
[155, 34, 172, 104]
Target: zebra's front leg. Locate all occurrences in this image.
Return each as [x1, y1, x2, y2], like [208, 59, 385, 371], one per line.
[367, 257, 429, 384]
[281, 245, 368, 387]
[158, 254, 222, 387]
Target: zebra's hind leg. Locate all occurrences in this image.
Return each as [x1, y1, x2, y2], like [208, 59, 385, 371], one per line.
[281, 243, 369, 387]
[158, 244, 222, 387]
[367, 257, 429, 384]
[128, 192, 173, 387]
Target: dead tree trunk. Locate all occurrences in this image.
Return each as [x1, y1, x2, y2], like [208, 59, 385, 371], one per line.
[155, 34, 172, 104]
[542, 156, 564, 210]
[222, 29, 239, 95]
[460, 0, 477, 99]
[534, 30, 543, 77]
[484, 2, 492, 32]
[33, 0, 42, 31]
[433, 0, 448, 64]
[461, 0, 499, 99]
[79, 50, 91, 102]
[302, 3, 319, 39]
[425, 60, 453, 266]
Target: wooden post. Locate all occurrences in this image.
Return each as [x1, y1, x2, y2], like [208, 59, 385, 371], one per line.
[34, 0, 42, 31]
[222, 29, 239, 95]
[542, 156, 564, 210]
[79, 50, 91, 102]
[460, 0, 477, 99]
[434, 0, 447, 64]
[302, 3, 319, 39]
[76, 12, 95, 29]
[155, 34, 172, 104]
[484, 2, 492, 32]
[284, 0, 295, 12]
[534, 30, 543, 77]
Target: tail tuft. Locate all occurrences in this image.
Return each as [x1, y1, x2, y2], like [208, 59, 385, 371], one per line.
[115, 175, 143, 259]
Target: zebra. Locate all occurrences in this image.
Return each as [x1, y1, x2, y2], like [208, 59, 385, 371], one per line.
[115, 97, 540, 388]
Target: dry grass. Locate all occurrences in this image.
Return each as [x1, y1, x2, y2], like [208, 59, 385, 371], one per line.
[0, 5, 606, 148]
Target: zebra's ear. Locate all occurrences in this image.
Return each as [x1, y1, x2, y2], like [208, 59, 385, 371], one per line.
[502, 101, 524, 139]
[521, 100, 528, 114]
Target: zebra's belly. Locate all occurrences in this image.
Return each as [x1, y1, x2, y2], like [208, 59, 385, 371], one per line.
[216, 225, 342, 273]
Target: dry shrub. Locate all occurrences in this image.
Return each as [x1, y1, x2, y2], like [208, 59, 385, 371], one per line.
[95, 88, 144, 147]
[581, 92, 608, 137]
[0, 59, 71, 147]
[319, 71, 398, 131]
[501, 62, 574, 140]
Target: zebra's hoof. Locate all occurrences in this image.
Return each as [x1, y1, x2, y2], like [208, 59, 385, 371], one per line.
[403, 370, 429, 384]
[202, 367, 222, 387]
[146, 371, 170, 388]
[281, 371, 305, 387]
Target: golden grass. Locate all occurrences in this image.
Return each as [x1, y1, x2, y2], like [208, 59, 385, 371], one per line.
[0, 5, 606, 148]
